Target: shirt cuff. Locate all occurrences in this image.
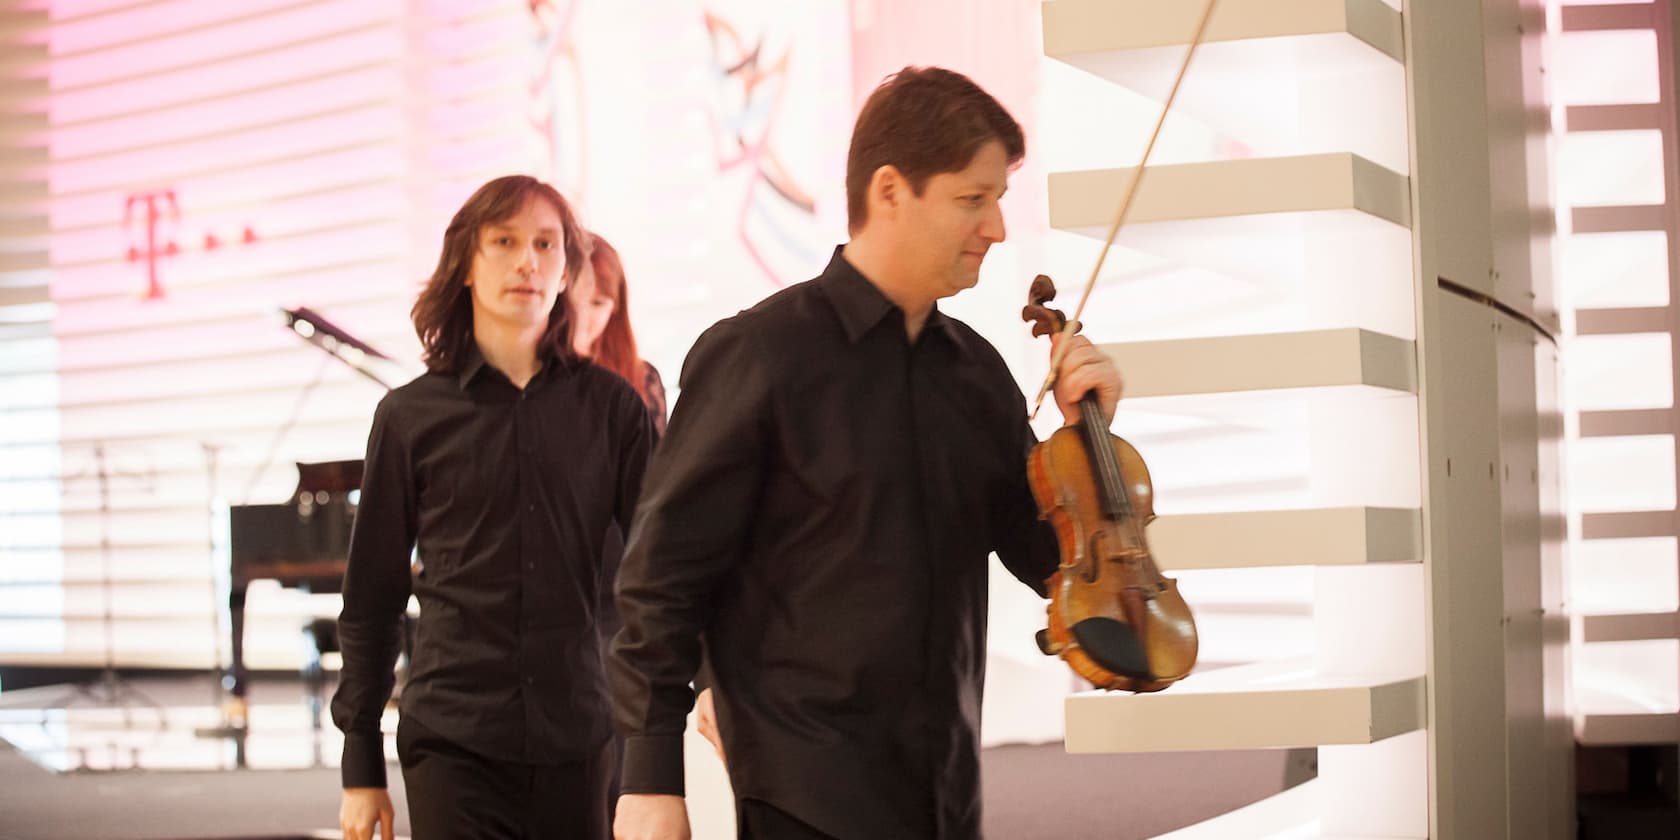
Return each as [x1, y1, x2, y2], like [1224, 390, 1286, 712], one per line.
[341, 731, 388, 789]
[620, 733, 686, 796]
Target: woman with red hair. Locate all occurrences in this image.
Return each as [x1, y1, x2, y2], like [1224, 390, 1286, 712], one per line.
[569, 230, 666, 829]
[569, 232, 667, 436]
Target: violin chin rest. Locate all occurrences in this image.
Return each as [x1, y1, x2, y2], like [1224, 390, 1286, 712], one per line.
[1070, 617, 1154, 681]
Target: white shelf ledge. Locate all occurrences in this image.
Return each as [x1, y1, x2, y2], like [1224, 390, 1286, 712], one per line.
[1577, 713, 1680, 746]
[1580, 509, 1676, 540]
[1050, 154, 1412, 282]
[1043, 0, 1408, 171]
[1573, 677, 1679, 746]
[1065, 658, 1425, 752]
[1043, 0, 1402, 59]
[1572, 306, 1673, 336]
[1560, 3, 1656, 33]
[1582, 611, 1680, 643]
[1571, 204, 1666, 234]
[1578, 408, 1673, 438]
[1052, 153, 1410, 229]
[1566, 103, 1663, 132]
[1152, 507, 1421, 570]
[1099, 328, 1416, 398]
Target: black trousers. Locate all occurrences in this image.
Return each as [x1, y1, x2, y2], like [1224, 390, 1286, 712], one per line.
[398, 715, 615, 840]
[738, 799, 836, 840]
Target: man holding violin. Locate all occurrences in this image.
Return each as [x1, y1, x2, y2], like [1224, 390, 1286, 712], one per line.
[610, 66, 1124, 840]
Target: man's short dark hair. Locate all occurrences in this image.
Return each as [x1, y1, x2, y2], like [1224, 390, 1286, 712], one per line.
[845, 66, 1025, 232]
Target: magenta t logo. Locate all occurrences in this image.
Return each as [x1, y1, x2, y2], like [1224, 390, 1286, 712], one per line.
[122, 190, 259, 300]
[123, 189, 180, 300]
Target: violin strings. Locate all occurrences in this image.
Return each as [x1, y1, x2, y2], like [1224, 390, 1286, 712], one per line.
[1084, 399, 1129, 518]
[1086, 399, 1159, 581]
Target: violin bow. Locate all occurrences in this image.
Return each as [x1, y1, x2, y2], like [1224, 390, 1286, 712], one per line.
[1031, 0, 1222, 420]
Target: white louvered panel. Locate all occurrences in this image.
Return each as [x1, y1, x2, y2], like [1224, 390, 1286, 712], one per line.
[51, 182, 415, 270]
[1554, 0, 1680, 750]
[52, 225, 416, 303]
[0, 0, 543, 669]
[50, 1, 400, 91]
[6, 419, 376, 470]
[27, 341, 410, 412]
[50, 106, 407, 196]
[0, 3, 57, 652]
[54, 67, 407, 164]
[48, 280, 404, 340]
[20, 445, 364, 515]
[49, 27, 406, 125]
[52, 391, 383, 456]
[49, 308, 411, 373]
[49, 145, 411, 230]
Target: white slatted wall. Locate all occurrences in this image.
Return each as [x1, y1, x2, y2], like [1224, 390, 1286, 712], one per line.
[0, 0, 57, 657]
[0, 0, 544, 671]
[1557, 0, 1680, 746]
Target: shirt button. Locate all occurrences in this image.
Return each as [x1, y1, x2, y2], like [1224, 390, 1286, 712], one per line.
[524, 675, 535, 685]
[527, 503, 535, 513]
[525, 561, 536, 571]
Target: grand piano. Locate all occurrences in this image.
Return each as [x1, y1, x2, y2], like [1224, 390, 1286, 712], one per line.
[223, 308, 409, 717]
[226, 459, 361, 707]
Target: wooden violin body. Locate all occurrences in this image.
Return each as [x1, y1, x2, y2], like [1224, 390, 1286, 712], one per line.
[1023, 276, 1198, 692]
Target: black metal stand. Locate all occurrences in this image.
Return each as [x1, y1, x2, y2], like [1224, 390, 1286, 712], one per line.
[44, 444, 165, 730]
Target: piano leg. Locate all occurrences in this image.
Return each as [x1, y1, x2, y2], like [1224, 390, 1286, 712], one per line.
[226, 581, 250, 728]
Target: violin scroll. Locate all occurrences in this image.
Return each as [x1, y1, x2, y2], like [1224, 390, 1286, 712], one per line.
[1020, 274, 1079, 339]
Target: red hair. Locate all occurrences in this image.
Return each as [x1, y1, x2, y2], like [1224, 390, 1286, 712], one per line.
[582, 233, 651, 403]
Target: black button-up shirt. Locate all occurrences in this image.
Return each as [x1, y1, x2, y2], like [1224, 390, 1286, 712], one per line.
[332, 347, 653, 788]
[610, 249, 1058, 839]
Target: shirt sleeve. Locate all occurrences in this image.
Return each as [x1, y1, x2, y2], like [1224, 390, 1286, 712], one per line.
[599, 377, 658, 649]
[329, 394, 417, 789]
[615, 382, 656, 539]
[608, 319, 770, 797]
[643, 361, 669, 439]
[994, 409, 1060, 598]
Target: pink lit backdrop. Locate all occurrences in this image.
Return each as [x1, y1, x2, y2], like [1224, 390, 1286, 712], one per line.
[0, 1, 1059, 690]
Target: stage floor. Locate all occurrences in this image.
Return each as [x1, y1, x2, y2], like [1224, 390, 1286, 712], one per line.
[0, 672, 390, 775]
[0, 673, 1304, 840]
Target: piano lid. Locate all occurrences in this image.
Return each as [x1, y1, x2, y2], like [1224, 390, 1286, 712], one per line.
[280, 306, 413, 390]
[296, 459, 363, 494]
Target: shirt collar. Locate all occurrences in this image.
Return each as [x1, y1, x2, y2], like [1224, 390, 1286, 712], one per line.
[454, 341, 570, 390]
[455, 344, 488, 390]
[817, 246, 973, 358]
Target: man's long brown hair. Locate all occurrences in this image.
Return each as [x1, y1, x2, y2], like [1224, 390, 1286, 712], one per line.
[580, 232, 653, 403]
[411, 175, 587, 373]
[845, 66, 1025, 232]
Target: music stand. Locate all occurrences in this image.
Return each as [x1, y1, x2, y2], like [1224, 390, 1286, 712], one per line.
[46, 444, 166, 730]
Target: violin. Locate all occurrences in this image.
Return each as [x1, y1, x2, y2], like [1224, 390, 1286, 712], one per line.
[1019, 0, 1218, 692]
[1022, 275, 1197, 692]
